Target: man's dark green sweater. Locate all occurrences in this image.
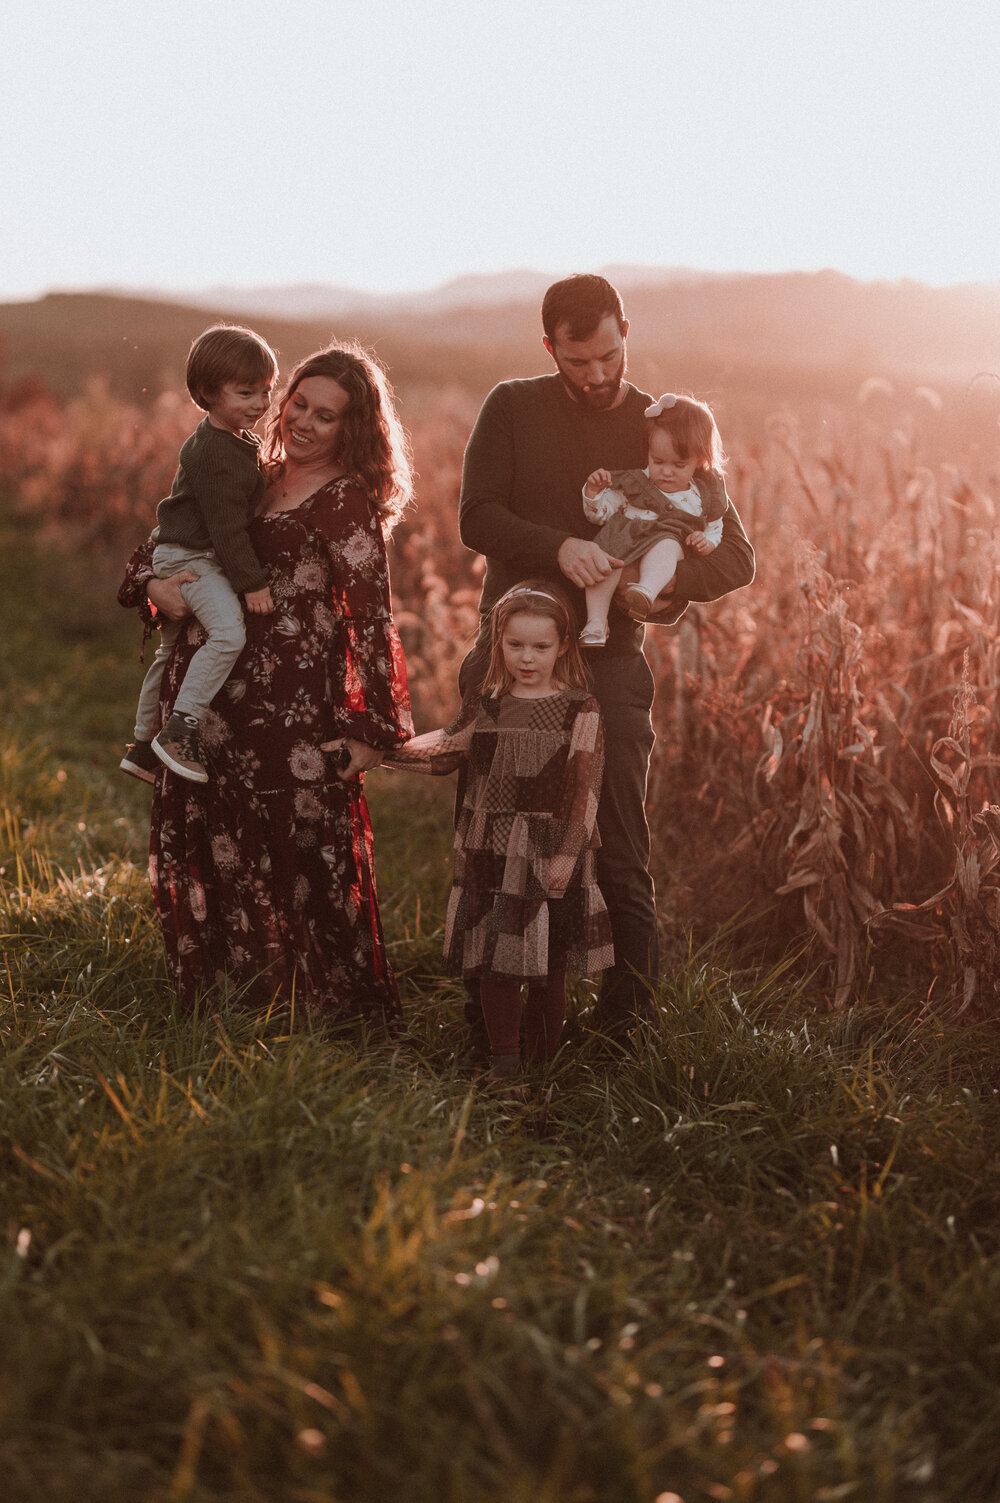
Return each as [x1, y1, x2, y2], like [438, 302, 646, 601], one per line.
[459, 375, 755, 652]
[152, 418, 268, 594]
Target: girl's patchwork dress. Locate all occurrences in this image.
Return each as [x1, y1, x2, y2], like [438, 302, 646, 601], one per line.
[386, 689, 614, 981]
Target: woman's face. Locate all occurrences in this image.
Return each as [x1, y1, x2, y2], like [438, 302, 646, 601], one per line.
[281, 375, 351, 466]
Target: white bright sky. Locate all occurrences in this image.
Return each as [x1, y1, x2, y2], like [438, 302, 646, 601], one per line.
[4, 0, 1000, 301]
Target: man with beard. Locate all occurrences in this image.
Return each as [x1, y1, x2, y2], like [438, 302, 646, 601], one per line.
[457, 274, 755, 1042]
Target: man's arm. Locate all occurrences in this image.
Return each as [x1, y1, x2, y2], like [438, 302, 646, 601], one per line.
[458, 385, 569, 571]
[640, 501, 755, 624]
[673, 500, 754, 601]
[459, 385, 622, 588]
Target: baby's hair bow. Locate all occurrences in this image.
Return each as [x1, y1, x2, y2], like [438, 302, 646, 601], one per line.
[645, 394, 678, 417]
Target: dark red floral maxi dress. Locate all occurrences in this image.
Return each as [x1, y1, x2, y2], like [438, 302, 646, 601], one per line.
[122, 478, 413, 1019]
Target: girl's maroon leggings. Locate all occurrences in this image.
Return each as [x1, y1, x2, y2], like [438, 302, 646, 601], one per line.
[479, 963, 567, 1063]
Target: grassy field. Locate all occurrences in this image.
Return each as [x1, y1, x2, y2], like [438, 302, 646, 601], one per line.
[4, 515, 1000, 1503]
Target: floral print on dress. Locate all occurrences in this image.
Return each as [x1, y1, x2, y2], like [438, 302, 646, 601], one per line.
[121, 476, 413, 1020]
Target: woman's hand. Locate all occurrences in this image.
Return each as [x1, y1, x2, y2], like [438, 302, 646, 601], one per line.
[148, 572, 197, 621]
[320, 738, 385, 780]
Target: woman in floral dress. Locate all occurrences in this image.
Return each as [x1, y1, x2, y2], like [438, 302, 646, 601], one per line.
[123, 345, 414, 1020]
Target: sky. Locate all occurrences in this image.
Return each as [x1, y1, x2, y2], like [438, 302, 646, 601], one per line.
[4, 0, 1000, 302]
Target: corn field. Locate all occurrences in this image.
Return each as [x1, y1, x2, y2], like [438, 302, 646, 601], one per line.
[3, 366, 999, 1012]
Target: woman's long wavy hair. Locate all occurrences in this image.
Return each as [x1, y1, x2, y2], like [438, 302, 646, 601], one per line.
[262, 342, 413, 531]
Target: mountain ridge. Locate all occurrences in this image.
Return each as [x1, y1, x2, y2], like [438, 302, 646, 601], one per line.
[2, 268, 999, 408]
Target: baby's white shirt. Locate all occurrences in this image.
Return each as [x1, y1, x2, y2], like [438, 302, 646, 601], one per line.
[650, 475, 703, 518]
[584, 470, 724, 545]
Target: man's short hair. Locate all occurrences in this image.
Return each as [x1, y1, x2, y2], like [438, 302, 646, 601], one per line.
[541, 274, 626, 344]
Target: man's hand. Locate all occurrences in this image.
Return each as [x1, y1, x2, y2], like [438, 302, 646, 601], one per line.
[557, 537, 624, 588]
[245, 585, 275, 615]
[147, 571, 197, 621]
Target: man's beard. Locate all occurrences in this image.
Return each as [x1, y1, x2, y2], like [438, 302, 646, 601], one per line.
[556, 350, 627, 410]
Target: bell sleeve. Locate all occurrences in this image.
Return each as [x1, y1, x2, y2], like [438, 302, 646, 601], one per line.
[117, 535, 158, 656]
[310, 482, 414, 751]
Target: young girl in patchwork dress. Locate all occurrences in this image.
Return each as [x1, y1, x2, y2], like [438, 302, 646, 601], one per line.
[579, 393, 731, 646]
[377, 581, 613, 1083]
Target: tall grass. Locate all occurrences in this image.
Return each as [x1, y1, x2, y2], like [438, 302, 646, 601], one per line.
[4, 484, 1000, 1501]
[6, 915, 1000, 1501]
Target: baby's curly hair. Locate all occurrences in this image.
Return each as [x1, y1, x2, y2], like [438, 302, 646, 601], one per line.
[646, 394, 726, 473]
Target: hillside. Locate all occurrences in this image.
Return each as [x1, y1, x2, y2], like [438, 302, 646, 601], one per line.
[2, 270, 1000, 411]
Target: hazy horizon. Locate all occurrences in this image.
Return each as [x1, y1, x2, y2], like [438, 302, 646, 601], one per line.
[8, 262, 1000, 315]
[5, 0, 1000, 304]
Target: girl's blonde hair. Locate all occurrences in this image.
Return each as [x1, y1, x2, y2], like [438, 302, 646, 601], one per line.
[645, 394, 726, 474]
[483, 580, 589, 696]
[263, 342, 413, 531]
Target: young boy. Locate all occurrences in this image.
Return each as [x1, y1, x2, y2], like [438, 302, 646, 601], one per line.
[120, 324, 277, 785]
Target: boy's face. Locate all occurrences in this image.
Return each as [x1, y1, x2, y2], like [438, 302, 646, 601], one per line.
[206, 378, 275, 435]
[647, 430, 698, 493]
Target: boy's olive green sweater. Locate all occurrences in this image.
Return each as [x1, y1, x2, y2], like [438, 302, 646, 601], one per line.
[152, 418, 268, 594]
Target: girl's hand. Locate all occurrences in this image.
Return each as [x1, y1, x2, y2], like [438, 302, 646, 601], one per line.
[584, 468, 614, 499]
[148, 572, 196, 621]
[320, 737, 384, 779]
[245, 585, 275, 615]
[685, 531, 716, 557]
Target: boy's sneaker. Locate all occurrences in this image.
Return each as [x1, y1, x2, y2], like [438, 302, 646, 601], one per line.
[120, 740, 159, 785]
[152, 713, 208, 783]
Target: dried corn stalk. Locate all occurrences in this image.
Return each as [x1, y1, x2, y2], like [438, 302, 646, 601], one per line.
[752, 544, 919, 1005]
[870, 653, 1000, 1011]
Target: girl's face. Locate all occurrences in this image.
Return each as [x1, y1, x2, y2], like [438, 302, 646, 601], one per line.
[647, 429, 699, 492]
[501, 611, 567, 696]
[281, 375, 351, 467]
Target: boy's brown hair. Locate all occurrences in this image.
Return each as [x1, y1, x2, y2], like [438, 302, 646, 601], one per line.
[185, 324, 278, 410]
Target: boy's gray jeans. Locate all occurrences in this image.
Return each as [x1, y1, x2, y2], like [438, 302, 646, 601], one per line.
[133, 544, 246, 740]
